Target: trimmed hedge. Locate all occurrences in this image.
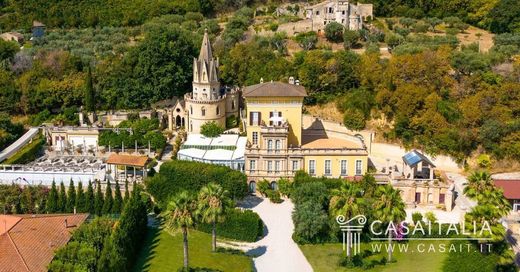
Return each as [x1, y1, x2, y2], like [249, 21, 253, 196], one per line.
[146, 160, 248, 207]
[196, 209, 263, 242]
[4, 136, 44, 164]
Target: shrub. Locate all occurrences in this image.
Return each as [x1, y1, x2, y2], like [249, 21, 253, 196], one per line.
[292, 201, 330, 244]
[146, 160, 248, 207]
[343, 108, 366, 131]
[411, 212, 423, 224]
[424, 211, 437, 224]
[226, 115, 238, 128]
[197, 209, 263, 242]
[257, 179, 270, 197]
[343, 30, 360, 49]
[200, 121, 225, 137]
[477, 154, 491, 168]
[291, 182, 329, 208]
[325, 22, 344, 43]
[278, 178, 292, 197]
[266, 190, 283, 203]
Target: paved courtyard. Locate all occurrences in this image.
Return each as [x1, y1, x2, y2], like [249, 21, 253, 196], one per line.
[237, 197, 313, 272]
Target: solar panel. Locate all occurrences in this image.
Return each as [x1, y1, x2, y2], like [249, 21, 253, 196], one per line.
[403, 151, 422, 166]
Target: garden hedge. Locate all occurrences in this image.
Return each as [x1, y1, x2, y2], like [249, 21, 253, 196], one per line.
[196, 209, 264, 242]
[145, 160, 248, 207]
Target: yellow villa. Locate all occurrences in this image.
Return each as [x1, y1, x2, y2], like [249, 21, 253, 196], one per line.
[243, 78, 369, 192]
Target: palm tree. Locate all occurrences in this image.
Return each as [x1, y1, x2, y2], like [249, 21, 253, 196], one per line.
[329, 183, 366, 258]
[197, 183, 233, 252]
[464, 171, 494, 200]
[373, 185, 406, 262]
[163, 191, 197, 270]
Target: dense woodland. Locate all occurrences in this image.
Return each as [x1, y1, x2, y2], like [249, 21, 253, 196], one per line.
[0, 2, 519, 166]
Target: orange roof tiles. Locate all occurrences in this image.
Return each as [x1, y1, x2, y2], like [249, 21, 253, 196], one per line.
[106, 154, 149, 167]
[0, 214, 88, 272]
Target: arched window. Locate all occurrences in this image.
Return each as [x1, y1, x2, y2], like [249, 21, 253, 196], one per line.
[216, 106, 220, 115]
[232, 100, 235, 110]
[275, 140, 281, 150]
[190, 106, 193, 115]
[201, 107, 206, 116]
[190, 122, 193, 132]
[267, 140, 273, 151]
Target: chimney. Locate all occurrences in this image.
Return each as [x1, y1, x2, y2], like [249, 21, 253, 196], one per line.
[260, 77, 264, 84]
[295, 79, 300, 85]
[73, 207, 76, 215]
[289, 76, 295, 84]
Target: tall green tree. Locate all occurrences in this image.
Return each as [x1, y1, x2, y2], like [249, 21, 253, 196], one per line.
[373, 185, 406, 262]
[197, 183, 233, 251]
[329, 183, 366, 258]
[76, 181, 86, 213]
[85, 180, 94, 214]
[124, 180, 130, 203]
[103, 180, 114, 214]
[112, 180, 123, 214]
[94, 180, 104, 216]
[163, 191, 197, 270]
[66, 180, 76, 213]
[84, 66, 95, 112]
[46, 181, 59, 213]
[58, 182, 67, 212]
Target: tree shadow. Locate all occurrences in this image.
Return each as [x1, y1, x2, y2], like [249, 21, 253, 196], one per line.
[246, 245, 267, 258]
[238, 195, 264, 209]
[132, 226, 161, 272]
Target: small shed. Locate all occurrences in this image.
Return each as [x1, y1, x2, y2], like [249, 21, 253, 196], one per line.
[402, 150, 435, 180]
[32, 20, 46, 39]
[493, 179, 520, 211]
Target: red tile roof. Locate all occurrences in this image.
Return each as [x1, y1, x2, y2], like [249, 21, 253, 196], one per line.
[0, 214, 88, 272]
[494, 180, 520, 200]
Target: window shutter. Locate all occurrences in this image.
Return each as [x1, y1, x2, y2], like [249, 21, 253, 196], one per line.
[258, 112, 261, 125]
[269, 112, 273, 118]
[249, 113, 253, 126]
[278, 112, 282, 117]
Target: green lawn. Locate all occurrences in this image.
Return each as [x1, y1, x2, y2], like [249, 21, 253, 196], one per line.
[133, 227, 253, 272]
[300, 240, 449, 272]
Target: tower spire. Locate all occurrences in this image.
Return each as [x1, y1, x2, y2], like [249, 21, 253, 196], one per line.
[198, 28, 213, 61]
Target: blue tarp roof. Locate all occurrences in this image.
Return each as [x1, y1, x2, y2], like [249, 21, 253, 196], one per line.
[402, 150, 435, 167]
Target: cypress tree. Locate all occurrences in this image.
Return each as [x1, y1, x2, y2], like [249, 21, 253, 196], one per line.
[85, 180, 94, 214]
[94, 180, 104, 216]
[113, 180, 123, 213]
[58, 182, 67, 212]
[76, 181, 86, 213]
[102, 180, 113, 215]
[66, 180, 76, 213]
[84, 66, 95, 112]
[124, 179, 130, 203]
[46, 180, 58, 213]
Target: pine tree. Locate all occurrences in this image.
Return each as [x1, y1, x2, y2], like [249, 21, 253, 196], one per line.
[76, 181, 86, 213]
[94, 180, 104, 216]
[84, 66, 95, 112]
[58, 182, 67, 212]
[103, 180, 114, 215]
[66, 180, 76, 213]
[112, 180, 123, 214]
[124, 179, 130, 203]
[46, 181, 58, 213]
[85, 180, 94, 214]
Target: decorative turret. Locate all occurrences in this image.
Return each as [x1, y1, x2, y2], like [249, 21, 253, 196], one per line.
[192, 29, 220, 101]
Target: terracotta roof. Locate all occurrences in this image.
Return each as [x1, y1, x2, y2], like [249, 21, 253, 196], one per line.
[494, 180, 520, 200]
[106, 154, 149, 167]
[0, 214, 88, 272]
[301, 134, 364, 149]
[243, 82, 307, 97]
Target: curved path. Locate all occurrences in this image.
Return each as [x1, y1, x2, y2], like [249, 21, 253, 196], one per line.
[236, 197, 313, 272]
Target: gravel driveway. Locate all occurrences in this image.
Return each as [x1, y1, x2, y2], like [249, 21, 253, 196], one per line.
[238, 197, 313, 272]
